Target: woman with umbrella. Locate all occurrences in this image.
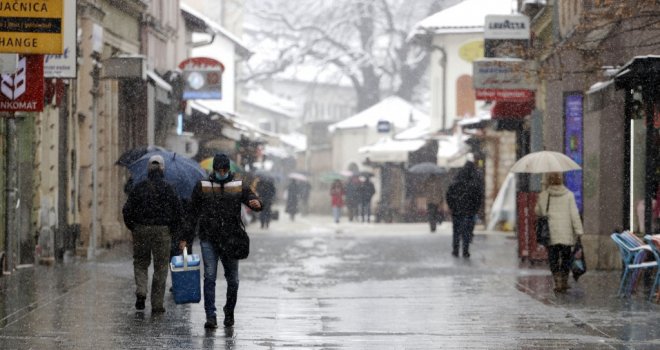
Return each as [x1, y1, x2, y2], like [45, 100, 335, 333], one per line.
[511, 151, 584, 293]
[535, 173, 583, 293]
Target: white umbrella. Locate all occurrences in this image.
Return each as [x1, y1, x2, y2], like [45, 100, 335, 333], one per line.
[408, 162, 447, 175]
[509, 151, 581, 173]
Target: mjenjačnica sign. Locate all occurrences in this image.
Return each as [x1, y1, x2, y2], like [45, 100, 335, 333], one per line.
[0, 0, 63, 54]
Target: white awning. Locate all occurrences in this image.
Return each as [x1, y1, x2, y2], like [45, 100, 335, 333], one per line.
[147, 71, 172, 92]
[359, 138, 425, 163]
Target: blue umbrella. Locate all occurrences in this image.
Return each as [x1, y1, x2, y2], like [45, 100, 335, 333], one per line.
[127, 150, 206, 199]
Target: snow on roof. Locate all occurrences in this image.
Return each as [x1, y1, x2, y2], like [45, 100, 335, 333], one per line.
[328, 96, 429, 133]
[358, 138, 426, 163]
[411, 0, 515, 37]
[242, 88, 301, 118]
[180, 3, 251, 57]
[279, 132, 307, 152]
[395, 117, 430, 140]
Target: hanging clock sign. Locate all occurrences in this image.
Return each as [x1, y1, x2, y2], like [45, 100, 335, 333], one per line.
[178, 57, 224, 100]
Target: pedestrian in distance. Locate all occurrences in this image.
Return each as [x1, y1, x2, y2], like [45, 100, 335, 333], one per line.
[256, 176, 276, 229]
[423, 174, 444, 233]
[330, 179, 345, 223]
[535, 172, 583, 293]
[446, 160, 483, 258]
[345, 175, 361, 221]
[300, 181, 312, 216]
[358, 176, 376, 223]
[122, 155, 183, 313]
[186, 153, 262, 329]
[285, 179, 300, 221]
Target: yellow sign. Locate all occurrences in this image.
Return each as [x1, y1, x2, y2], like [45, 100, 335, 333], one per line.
[458, 40, 484, 63]
[0, 0, 63, 54]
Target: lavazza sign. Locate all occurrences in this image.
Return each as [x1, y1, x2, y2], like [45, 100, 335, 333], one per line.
[484, 15, 530, 40]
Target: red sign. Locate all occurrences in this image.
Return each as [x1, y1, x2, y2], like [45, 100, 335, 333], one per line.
[178, 57, 224, 100]
[475, 88, 534, 102]
[0, 54, 43, 112]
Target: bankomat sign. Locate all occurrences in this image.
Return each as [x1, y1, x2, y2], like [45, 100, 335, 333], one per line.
[0, 54, 44, 112]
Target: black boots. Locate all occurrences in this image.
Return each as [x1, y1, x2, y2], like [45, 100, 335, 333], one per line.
[223, 307, 234, 327]
[135, 296, 146, 311]
[204, 316, 218, 329]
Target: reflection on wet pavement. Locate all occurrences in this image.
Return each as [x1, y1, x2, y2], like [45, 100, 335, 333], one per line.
[1, 219, 659, 349]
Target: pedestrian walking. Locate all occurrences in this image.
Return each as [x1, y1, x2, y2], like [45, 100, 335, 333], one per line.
[256, 176, 276, 229]
[446, 160, 483, 258]
[186, 153, 262, 329]
[345, 175, 361, 221]
[330, 179, 345, 223]
[535, 172, 583, 293]
[423, 174, 444, 232]
[122, 155, 183, 313]
[300, 181, 311, 216]
[285, 179, 300, 221]
[358, 176, 375, 223]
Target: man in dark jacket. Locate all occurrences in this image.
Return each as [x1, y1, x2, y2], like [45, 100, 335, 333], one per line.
[358, 176, 376, 223]
[123, 155, 183, 313]
[256, 177, 276, 229]
[184, 153, 262, 329]
[446, 160, 483, 258]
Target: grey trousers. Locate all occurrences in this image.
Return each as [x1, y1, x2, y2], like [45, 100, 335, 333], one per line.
[133, 225, 171, 309]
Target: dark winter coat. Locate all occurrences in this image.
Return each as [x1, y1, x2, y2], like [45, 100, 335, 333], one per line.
[256, 178, 276, 204]
[358, 180, 376, 204]
[285, 180, 300, 214]
[446, 162, 483, 216]
[190, 172, 262, 251]
[122, 172, 183, 234]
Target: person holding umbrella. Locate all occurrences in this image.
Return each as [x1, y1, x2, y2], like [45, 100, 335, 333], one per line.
[535, 172, 583, 293]
[185, 153, 262, 329]
[122, 155, 183, 313]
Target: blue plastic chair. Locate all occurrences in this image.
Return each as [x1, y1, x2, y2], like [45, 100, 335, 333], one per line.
[643, 235, 660, 301]
[610, 232, 656, 297]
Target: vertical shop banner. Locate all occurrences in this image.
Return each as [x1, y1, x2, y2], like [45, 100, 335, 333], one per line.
[44, 0, 76, 78]
[564, 93, 583, 213]
[0, 54, 44, 112]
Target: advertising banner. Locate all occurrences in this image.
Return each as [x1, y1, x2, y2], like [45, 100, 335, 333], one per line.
[0, 0, 64, 54]
[564, 93, 583, 213]
[45, 0, 75, 78]
[0, 54, 44, 112]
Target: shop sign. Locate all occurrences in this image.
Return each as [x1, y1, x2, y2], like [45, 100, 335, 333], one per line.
[473, 59, 536, 90]
[475, 89, 534, 102]
[485, 15, 530, 40]
[0, 0, 64, 54]
[377, 120, 391, 133]
[564, 93, 583, 213]
[0, 54, 44, 112]
[44, 0, 75, 78]
[178, 57, 224, 100]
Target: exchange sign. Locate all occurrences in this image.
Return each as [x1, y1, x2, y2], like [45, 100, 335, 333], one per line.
[0, 0, 64, 54]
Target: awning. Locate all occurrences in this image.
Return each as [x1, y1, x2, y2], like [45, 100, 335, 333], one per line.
[491, 99, 534, 120]
[359, 138, 425, 163]
[147, 70, 172, 104]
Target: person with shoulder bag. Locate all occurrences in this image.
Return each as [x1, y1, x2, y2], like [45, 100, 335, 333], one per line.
[535, 172, 583, 293]
[187, 153, 262, 329]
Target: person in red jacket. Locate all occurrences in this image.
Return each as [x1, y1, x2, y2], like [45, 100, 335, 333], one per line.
[330, 179, 344, 223]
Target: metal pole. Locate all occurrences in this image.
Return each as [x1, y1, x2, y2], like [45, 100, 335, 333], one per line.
[4, 113, 17, 273]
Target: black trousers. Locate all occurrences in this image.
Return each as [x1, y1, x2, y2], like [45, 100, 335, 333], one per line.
[548, 244, 572, 274]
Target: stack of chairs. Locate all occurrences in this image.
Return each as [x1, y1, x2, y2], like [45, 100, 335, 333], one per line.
[643, 234, 660, 301]
[610, 231, 658, 298]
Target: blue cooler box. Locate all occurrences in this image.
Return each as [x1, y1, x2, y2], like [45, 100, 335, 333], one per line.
[170, 248, 201, 304]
